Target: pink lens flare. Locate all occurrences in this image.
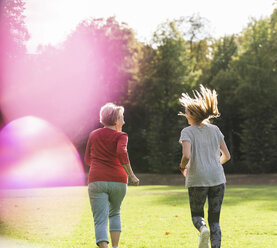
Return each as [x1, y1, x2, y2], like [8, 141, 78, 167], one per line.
[0, 19, 126, 143]
[0, 116, 85, 189]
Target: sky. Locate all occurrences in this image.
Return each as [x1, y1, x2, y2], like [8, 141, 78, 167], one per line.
[24, 0, 276, 53]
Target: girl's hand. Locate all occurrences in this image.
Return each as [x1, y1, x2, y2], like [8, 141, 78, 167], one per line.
[179, 164, 187, 177]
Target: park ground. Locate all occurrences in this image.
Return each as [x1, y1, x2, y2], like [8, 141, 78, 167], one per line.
[0, 174, 277, 248]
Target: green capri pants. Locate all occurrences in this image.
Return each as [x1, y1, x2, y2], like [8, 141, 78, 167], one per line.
[88, 181, 127, 246]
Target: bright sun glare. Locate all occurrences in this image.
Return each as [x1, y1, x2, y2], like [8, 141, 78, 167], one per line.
[24, 0, 276, 53]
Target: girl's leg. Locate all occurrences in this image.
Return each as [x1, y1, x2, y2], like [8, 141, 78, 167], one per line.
[188, 186, 209, 230]
[188, 187, 210, 248]
[88, 182, 109, 246]
[207, 184, 225, 248]
[108, 182, 127, 247]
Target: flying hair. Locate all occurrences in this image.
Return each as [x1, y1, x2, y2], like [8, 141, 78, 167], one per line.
[179, 84, 220, 124]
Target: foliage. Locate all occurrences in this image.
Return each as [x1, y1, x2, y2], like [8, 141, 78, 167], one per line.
[199, 36, 241, 172]
[126, 19, 201, 173]
[1, 0, 277, 173]
[233, 14, 277, 173]
[0, 0, 29, 59]
[0, 0, 30, 131]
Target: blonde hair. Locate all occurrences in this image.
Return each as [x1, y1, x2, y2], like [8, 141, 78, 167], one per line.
[179, 84, 220, 124]
[100, 103, 124, 126]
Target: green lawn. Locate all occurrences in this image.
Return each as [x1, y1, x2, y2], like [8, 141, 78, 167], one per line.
[0, 185, 276, 247]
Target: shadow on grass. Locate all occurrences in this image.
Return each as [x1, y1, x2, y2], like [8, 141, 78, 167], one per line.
[223, 186, 277, 211]
[131, 185, 186, 191]
[140, 185, 277, 212]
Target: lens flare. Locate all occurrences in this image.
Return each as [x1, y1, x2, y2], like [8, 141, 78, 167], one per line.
[0, 116, 85, 189]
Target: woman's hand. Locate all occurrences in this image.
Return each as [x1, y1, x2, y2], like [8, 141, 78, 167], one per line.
[122, 163, 140, 186]
[130, 174, 140, 186]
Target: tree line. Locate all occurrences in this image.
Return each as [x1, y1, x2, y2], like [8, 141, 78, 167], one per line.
[1, 0, 277, 174]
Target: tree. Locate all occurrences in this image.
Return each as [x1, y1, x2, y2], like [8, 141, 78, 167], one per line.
[29, 18, 140, 171]
[199, 36, 239, 172]
[234, 15, 277, 173]
[0, 0, 30, 127]
[127, 19, 201, 173]
[0, 0, 29, 59]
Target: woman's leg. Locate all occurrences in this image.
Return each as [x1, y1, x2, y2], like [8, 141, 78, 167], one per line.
[110, 231, 120, 247]
[207, 184, 225, 248]
[88, 182, 109, 246]
[98, 241, 108, 248]
[108, 182, 127, 247]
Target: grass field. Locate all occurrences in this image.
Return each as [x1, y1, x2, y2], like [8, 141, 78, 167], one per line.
[0, 185, 277, 248]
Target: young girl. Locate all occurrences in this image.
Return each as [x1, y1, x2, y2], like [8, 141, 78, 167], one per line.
[179, 85, 230, 248]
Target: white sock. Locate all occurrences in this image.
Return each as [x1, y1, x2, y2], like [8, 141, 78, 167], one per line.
[201, 226, 208, 232]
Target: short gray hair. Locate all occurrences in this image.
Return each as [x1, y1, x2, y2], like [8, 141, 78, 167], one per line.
[100, 103, 124, 126]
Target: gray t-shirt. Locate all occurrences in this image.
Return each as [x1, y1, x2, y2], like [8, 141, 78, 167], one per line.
[179, 124, 226, 187]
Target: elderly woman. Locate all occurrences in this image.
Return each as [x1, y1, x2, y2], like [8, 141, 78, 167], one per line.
[85, 103, 139, 248]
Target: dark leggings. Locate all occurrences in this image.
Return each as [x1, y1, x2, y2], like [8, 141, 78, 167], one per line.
[188, 183, 225, 248]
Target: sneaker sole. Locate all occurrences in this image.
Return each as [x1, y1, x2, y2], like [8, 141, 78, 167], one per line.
[198, 229, 210, 248]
